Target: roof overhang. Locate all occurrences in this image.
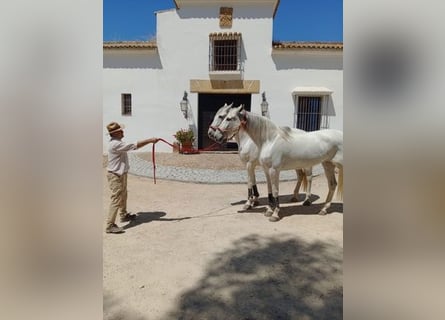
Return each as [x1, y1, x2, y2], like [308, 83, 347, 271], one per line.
[174, 0, 280, 17]
[209, 32, 241, 40]
[103, 41, 157, 50]
[273, 42, 343, 52]
[292, 87, 333, 96]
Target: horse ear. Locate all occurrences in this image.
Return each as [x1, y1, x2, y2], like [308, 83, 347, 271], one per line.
[228, 102, 234, 108]
[237, 105, 247, 121]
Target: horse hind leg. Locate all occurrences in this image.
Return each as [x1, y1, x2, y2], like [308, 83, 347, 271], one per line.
[335, 164, 343, 201]
[290, 169, 304, 202]
[291, 168, 312, 206]
[302, 167, 313, 206]
[319, 161, 337, 215]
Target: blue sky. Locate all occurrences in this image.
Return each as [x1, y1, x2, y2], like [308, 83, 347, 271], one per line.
[104, 0, 342, 42]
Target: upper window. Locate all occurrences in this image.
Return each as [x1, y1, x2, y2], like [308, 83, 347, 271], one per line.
[121, 93, 132, 116]
[209, 32, 241, 72]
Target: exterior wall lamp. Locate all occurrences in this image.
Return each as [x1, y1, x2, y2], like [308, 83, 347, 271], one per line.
[180, 91, 188, 119]
[261, 91, 269, 117]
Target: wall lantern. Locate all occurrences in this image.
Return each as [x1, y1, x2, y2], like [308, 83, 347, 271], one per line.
[180, 91, 188, 119]
[261, 91, 269, 116]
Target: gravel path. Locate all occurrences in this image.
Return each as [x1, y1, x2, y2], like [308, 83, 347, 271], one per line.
[129, 152, 323, 184]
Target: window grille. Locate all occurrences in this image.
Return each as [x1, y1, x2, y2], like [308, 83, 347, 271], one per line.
[294, 96, 329, 131]
[121, 93, 132, 116]
[209, 32, 241, 72]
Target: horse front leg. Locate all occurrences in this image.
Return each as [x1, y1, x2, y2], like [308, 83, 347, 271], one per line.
[243, 161, 259, 210]
[319, 161, 337, 215]
[263, 165, 274, 217]
[268, 167, 281, 222]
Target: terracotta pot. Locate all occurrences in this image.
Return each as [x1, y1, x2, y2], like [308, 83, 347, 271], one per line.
[180, 141, 193, 154]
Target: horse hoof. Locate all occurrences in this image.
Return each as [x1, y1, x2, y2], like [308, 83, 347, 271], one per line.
[303, 200, 311, 206]
[242, 203, 252, 210]
[318, 210, 327, 215]
[268, 216, 281, 222]
[264, 210, 273, 217]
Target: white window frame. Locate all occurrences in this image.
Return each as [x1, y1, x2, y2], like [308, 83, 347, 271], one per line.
[292, 87, 333, 131]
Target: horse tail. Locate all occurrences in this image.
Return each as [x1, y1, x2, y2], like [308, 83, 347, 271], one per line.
[336, 166, 343, 200]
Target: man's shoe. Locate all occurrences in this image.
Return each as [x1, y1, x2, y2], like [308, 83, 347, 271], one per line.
[120, 213, 137, 223]
[105, 224, 124, 234]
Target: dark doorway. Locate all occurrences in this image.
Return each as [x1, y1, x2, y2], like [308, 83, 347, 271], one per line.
[198, 93, 251, 151]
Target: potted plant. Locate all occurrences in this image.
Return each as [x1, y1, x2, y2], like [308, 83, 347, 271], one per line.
[174, 128, 195, 153]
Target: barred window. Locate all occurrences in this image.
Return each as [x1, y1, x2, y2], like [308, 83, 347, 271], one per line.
[121, 93, 132, 116]
[209, 32, 241, 72]
[294, 96, 330, 131]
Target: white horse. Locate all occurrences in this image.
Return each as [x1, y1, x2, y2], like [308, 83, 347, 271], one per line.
[208, 103, 313, 210]
[213, 105, 343, 221]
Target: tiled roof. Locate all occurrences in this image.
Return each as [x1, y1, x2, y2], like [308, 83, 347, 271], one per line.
[272, 41, 343, 51]
[103, 41, 157, 49]
[103, 41, 343, 51]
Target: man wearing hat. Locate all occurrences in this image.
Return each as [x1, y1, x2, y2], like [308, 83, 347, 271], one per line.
[105, 122, 159, 234]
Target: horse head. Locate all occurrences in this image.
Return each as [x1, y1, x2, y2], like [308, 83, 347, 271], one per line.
[208, 102, 233, 141]
[212, 104, 244, 144]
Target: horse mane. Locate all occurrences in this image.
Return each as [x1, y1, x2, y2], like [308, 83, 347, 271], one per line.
[245, 112, 290, 142]
[279, 126, 294, 140]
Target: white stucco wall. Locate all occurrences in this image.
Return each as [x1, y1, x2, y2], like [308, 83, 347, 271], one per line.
[264, 50, 343, 130]
[103, 3, 343, 153]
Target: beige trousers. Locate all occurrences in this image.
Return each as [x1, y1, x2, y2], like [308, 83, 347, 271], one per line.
[106, 172, 128, 227]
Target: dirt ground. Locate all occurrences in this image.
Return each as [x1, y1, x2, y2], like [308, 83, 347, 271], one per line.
[103, 153, 343, 320]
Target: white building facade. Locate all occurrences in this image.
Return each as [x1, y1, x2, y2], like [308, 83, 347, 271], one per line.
[103, 0, 343, 153]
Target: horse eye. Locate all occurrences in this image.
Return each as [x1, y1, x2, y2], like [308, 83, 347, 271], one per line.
[218, 115, 224, 119]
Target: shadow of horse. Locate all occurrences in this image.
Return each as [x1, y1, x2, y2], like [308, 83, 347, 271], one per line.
[234, 195, 342, 218]
[231, 193, 320, 207]
[123, 211, 191, 230]
[278, 202, 343, 219]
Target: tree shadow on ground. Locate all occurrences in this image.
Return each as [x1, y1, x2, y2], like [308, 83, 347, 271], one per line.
[103, 292, 146, 320]
[123, 211, 191, 230]
[165, 234, 343, 320]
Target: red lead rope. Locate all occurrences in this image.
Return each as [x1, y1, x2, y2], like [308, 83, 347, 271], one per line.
[151, 138, 221, 184]
[152, 138, 175, 184]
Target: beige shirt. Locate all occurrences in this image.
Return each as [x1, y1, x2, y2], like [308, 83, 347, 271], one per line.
[107, 139, 137, 176]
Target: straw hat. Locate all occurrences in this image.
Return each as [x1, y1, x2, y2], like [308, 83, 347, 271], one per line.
[106, 122, 125, 135]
